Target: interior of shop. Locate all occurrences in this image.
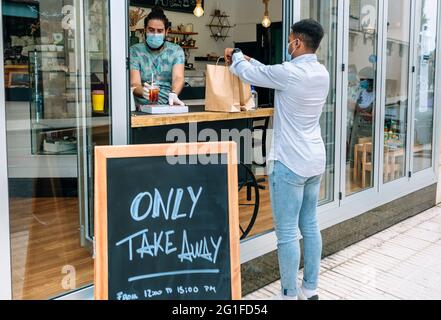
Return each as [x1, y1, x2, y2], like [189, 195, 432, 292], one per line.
[127, 0, 284, 104]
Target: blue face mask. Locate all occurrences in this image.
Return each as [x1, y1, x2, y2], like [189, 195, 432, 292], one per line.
[146, 34, 165, 49]
[285, 47, 293, 62]
[360, 80, 370, 90]
[285, 40, 297, 62]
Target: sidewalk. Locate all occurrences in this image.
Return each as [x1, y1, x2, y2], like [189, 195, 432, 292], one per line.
[244, 205, 441, 300]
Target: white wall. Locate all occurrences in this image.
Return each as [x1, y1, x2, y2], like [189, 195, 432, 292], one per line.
[233, 0, 283, 43]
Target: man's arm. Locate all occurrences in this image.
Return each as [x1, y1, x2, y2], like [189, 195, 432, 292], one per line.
[130, 47, 147, 98]
[225, 48, 289, 91]
[131, 70, 145, 98]
[171, 63, 185, 95]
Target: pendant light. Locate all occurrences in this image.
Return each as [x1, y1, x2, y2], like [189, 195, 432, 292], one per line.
[262, 0, 271, 28]
[194, 0, 204, 17]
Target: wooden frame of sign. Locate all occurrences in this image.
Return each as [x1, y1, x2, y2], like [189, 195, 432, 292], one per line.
[94, 142, 241, 300]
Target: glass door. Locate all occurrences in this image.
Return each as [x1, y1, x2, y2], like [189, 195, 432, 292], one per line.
[300, 0, 339, 205]
[78, 0, 112, 248]
[342, 0, 381, 200]
[412, 0, 438, 175]
[2, 0, 111, 299]
[382, 0, 412, 184]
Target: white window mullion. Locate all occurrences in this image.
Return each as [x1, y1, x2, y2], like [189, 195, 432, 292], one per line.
[0, 3, 13, 300]
[110, 0, 129, 145]
[375, 0, 389, 192]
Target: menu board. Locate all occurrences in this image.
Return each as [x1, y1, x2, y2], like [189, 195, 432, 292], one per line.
[94, 142, 241, 300]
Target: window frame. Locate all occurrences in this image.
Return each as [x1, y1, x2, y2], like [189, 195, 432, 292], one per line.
[410, 0, 440, 178]
[378, 0, 415, 191]
[0, 1, 13, 301]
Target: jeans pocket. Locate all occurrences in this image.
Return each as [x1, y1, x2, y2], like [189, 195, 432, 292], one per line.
[276, 162, 307, 187]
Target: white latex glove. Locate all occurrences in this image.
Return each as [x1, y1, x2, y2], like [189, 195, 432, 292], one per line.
[169, 92, 185, 106]
[142, 82, 152, 100]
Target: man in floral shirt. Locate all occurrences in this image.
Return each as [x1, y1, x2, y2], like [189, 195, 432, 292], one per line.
[130, 7, 186, 106]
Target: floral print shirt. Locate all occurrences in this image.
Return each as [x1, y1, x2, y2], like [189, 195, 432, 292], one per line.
[130, 41, 185, 105]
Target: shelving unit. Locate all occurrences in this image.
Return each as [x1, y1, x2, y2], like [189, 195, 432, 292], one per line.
[207, 14, 235, 42]
[29, 50, 78, 156]
[167, 30, 199, 70]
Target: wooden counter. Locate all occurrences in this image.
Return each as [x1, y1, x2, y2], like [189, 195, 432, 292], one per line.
[131, 108, 274, 128]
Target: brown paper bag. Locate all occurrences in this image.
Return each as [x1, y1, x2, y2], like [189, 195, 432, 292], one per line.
[205, 63, 254, 113]
[239, 80, 255, 111]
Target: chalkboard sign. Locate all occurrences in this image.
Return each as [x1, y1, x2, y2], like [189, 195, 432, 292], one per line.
[130, 0, 204, 14]
[94, 142, 241, 300]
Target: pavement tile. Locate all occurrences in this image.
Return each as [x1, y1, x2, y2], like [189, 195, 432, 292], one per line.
[374, 240, 417, 255]
[372, 230, 401, 242]
[404, 228, 441, 243]
[417, 221, 441, 234]
[352, 252, 401, 272]
[355, 237, 386, 250]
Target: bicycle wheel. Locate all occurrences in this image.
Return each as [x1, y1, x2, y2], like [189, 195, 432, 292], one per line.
[238, 163, 260, 240]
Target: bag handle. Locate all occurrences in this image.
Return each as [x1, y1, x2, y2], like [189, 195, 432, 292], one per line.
[217, 56, 228, 66]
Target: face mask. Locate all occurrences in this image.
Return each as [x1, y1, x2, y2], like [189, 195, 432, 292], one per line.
[285, 40, 297, 62]
[360, 80, 370, 90]
[146, 34, 165, 49]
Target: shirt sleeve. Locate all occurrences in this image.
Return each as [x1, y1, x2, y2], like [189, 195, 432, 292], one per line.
[230, 52, 289, 91]
[250, 58, 265, 67]
[173, 47, 186, 66]
[129, 46, 141, 71]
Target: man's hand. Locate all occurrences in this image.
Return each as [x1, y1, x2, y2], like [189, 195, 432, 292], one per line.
[169, 92, 185, 106]
[225, 48, 234, 65]
[225, 48, 252, 65]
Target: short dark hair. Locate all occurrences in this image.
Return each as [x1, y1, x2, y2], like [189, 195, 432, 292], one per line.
[144, 6, 169, 29]
[291, 19, 325, 52]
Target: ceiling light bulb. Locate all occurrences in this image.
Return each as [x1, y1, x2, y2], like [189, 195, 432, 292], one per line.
[262, 15, 271, 28]
[194, 1, 204, 17]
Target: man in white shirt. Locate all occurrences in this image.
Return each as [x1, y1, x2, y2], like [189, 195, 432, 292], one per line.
[225, 19, 330, 300]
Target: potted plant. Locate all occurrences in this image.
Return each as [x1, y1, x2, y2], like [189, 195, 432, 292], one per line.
[129, 8, 148, 46]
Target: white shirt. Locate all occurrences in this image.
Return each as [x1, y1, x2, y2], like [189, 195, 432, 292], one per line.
[230, 52, 330, 178]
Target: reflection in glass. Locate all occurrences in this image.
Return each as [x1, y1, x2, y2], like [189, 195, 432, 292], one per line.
[414, 0, 438, 173]
[346, 0, 378, 195]
[383, 0, 411, 183]
[4, 0, 111, 299]
[301, 0, 338, 204]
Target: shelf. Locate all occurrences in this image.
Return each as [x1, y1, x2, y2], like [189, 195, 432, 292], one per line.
[210, 35, 231, 39]
[181, 46, 198, 50]
[4, 65, 28, 69]
[168, 30, 199, 36]
[207, 25, 234, 28]
[210, 15, 230, 18]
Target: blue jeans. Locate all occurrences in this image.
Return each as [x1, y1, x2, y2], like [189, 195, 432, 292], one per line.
[269, 161, 323, 297]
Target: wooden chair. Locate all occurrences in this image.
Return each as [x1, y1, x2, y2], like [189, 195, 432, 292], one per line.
[384, 147, 405, 182]
[353, 137, 373, 189]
